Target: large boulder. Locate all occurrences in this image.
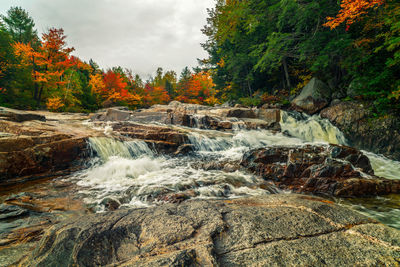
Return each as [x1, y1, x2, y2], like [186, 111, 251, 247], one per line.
[22, 195, 400, 266]
[241, 144, 400, 197]
[320, 101, 400, 161]
[291, 78, 332, 114]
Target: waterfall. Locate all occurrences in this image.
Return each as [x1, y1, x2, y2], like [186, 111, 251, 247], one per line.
[88, 137, 154, 161]
[76, 115, 399, 228]
[280, 111, 347, 145]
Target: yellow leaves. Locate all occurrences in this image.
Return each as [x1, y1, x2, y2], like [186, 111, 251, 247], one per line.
[13, 42, 34, 61]
[46, 96, 65, 111]
[125, 93, 142, 106]
[217, 58, 225, 68]
[204, 95, 221, 106]
[89, 74, 105, 95]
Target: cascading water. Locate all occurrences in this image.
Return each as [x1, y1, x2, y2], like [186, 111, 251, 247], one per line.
[280, 110, 347, 145]
[71, 112, 400, 228]
[72, 135, 275, 212]
[279, 111, 400, 229]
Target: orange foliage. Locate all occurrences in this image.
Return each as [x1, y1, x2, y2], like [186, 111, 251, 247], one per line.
[175, 71, 218, 105]
[90, 71, 141, 107]
[46, 96, 65, 111]
[324, 0, 385, 29]
[143, 84, 170, 106]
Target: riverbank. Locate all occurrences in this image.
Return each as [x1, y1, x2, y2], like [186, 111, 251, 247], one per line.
[1, 103, 400, 266]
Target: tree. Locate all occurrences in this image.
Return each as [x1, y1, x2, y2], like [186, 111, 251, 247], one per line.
[142, 84, 170, 106]
[1, 7, 38, 45]
[89, 70, 141, 108]
[0, 23, 17, 106]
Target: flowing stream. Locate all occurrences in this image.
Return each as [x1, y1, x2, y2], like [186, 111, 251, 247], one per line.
[69, 111, 400, 228]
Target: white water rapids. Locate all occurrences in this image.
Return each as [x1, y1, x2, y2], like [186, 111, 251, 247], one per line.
[70, 111, 400, 228]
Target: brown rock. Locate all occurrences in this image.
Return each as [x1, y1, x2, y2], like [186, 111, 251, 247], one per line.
[320, 101, 400, 161]
[227, 108, 257, 118]
[241, 145, 400, 197]
[256, 109, 281, 123]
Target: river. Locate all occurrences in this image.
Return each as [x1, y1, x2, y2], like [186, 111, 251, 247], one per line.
[65, 111, 400, 229]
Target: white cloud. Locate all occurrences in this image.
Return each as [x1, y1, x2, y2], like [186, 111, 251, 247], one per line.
[0, 0, 215, 76]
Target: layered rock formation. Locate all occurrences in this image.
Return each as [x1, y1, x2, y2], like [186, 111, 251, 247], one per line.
[21, 195, 400, 266]
[91, 102, 281, 132]
[0, 109, 97, 186]
[241, 144, 400, 197]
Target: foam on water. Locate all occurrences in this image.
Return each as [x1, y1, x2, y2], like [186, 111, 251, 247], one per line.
[363, 151, 400, 180]
[74, 134, 279, 208]
[74, 113, 400, 229]
[280, 111, 347, 145]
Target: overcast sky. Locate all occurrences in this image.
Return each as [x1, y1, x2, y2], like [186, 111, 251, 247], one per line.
[0, 0, 215, 78]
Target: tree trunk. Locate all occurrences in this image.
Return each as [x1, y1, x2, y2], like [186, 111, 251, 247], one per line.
[282, 57, 292, 90]
[37, 85, 43, 107]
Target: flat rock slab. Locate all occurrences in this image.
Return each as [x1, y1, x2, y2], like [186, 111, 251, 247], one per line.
[0, 107, 45, 122]
[23, 194, 400, 266]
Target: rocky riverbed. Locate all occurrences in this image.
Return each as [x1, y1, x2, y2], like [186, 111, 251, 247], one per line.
[1, 103, 400, 266]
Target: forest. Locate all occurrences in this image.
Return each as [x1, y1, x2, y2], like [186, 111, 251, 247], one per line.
[0, 0, 399, 114]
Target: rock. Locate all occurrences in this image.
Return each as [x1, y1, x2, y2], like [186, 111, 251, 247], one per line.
[227, 108, 256, 118]
[174, 144, 195, 156]
[0, 107, 46, 122]
[0, 112, 101, 186]
[0, 136, 89, 185]
[330, 98, 342, 106]
[90, 103, 284, 132]
[23, 195, 400, 267]
[256, 108, 281, 123]
[320, 101, 400, 161]
[0, 204, 29, 220]
[100, 197, 121, 211]
[103, 108, 132, 121]
[168, 101, 183, 107]
[241, 145, 400, 197]
[347, 80, 362, 98]
[291, 78, 332, 114]
[110, 122, 190, 154]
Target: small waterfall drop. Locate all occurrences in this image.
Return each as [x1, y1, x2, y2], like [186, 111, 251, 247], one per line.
[280, 111, 347, 145]
[88, 137, 154, 160]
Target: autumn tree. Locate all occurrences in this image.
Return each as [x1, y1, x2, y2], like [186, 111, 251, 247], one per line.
[324, 0, 385, 29]
[89, 70, 141, 108]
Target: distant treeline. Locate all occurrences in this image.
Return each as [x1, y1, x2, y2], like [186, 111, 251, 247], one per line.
[1, 1, 399, 114]
[0, 7, 218, 112]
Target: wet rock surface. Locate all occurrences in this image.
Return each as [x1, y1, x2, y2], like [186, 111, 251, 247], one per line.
[241, 144, 400, 197]
[1, 103, 400, 266]
[20, 195, 400, 267]
[320, 101, 400, 161]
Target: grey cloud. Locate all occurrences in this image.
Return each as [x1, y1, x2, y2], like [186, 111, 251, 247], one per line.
[0, 0, 215, 76]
